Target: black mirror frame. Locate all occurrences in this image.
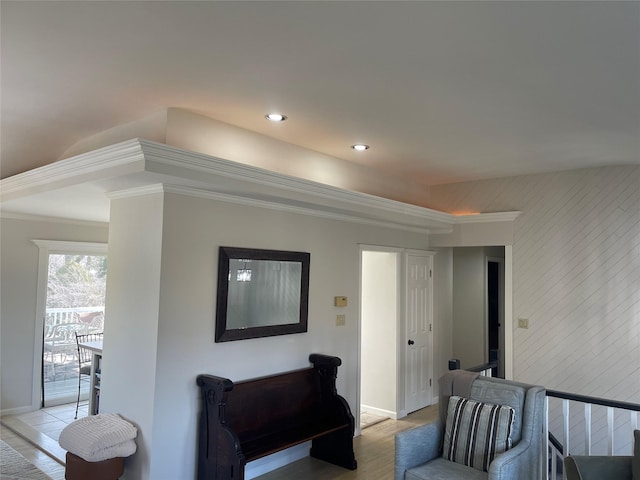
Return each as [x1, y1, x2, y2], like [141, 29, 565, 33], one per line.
[215, 246, 310, 342]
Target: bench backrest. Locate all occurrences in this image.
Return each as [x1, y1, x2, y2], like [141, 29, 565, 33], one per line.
[197, 354, 357, 479]
[225, 368, 322, 442]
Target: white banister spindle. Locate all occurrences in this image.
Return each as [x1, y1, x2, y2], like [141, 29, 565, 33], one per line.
[544, 397, 549, 480]
[545, 392, 640, 474]
[607, 407, 614, 455]
[563, 399, 570, 457]
[584, 403, 591, 455]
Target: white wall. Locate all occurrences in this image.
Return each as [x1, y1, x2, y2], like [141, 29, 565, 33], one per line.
[431, 247, 453, 400]
[165, 108, 430, 208]
[100, 191, 430, 480]
[0, 216, 109, 413]
[100, 193, 165, 479]
[452, 247, 486, 368]
[360, 250, 398, 417]
[430, 165, 640, 454]
[450, 246, 505, 370]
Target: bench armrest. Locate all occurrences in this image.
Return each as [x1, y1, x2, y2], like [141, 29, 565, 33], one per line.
[394, 421, 442, 480]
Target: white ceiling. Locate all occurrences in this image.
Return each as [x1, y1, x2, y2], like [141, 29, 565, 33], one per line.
[1, 1, 639, 185]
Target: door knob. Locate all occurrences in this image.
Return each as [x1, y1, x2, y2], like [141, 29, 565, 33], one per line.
[408, 339, 415, 345]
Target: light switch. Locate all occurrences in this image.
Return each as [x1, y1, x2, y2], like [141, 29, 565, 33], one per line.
[518, 318, 529, 329]
[334, 296, 348, 307]
[336, 314, 346, 326]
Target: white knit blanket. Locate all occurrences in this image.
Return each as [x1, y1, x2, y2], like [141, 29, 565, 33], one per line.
[59, 413, 138, 462]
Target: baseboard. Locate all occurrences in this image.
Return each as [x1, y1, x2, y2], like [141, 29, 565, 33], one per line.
[397, 397, 439, 420]
[244, 442, 309, 479]
[361, 404, 397, 420]
[0, 405, 34, 416]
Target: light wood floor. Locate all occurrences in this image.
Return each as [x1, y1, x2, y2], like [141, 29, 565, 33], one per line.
[0, 426, 65, 480]
[256, 404, 439, 480]
[0, 403, 437, 480]
[0, 402, 88, 480]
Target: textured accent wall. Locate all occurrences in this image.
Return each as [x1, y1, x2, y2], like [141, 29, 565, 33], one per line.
[430, 166, 640, 454]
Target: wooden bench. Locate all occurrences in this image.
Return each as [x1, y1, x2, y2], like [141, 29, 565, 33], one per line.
[196, 354, 357, 480]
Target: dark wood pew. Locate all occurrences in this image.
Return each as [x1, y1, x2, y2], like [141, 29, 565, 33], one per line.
[196, 353, 357, 480]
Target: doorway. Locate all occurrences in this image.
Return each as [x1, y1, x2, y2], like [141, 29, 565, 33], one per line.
[451, 246, 506, 374]
[359, 246, 434, 431]
[487, 257, 504, 378]
[360, 248, 400, 428]
[33, 241, 107, 409]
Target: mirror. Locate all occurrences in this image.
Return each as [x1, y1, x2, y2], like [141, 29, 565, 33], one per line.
[215, 247, 310, 342]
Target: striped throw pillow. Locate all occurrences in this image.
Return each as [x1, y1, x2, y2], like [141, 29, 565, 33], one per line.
[443, 395, 515, 472]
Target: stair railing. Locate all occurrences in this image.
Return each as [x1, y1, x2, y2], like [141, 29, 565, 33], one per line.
[448, 349, 499, 377]
[448, 359, 639, 480]
[544, 389, 640, 480]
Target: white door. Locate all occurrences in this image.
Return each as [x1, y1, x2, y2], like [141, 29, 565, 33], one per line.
[405, 252, 433, 414]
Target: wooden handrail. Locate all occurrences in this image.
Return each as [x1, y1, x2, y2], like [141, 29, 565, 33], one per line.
[546, 389, 640, 412]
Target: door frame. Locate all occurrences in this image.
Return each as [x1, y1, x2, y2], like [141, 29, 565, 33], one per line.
[32, 240, 107, 411]
[504, 246, 514, 379]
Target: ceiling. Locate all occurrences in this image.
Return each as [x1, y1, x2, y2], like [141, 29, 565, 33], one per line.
[1, 1, 639, 186]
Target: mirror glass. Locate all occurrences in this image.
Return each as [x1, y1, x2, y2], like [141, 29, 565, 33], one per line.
[215, 247, 310, 342]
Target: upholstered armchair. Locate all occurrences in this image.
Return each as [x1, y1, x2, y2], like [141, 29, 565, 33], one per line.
[395, 371, 546, 480]
[564, 429, 639, 480]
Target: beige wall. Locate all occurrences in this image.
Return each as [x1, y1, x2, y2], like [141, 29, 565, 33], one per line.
[452, 247, 486, 368]
[0, 217, 109, 413]
[100, 191, 434, 479]
[430, 165, 640, 455]
[449, 246, 505, 370]
[361, 250, 398, 417]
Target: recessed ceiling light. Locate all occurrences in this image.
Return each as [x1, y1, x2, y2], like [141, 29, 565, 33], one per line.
[351, 144, 370, 151]
[265, 113, 287, 122]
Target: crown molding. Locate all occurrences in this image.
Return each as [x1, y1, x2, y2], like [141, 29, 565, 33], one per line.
[107, 184, 166, 200]
[138, 140, 455, 226]
[1, 138, 520, 232]
[0, 139, 145, 199]
[453, 212, 522, 223]
[0, 211, 108, 228]
[166, 184, 436, 234]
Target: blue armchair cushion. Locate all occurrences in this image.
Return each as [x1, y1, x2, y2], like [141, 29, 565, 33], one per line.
[443, 396, 515, 472]
[469, 377, 526, 443]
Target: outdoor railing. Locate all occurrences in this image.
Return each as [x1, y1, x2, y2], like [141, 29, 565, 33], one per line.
[46, 306, 105, 327]
[43, 306, 105, 381]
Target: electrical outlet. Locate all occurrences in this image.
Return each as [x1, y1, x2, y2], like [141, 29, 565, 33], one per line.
[518, 317, 529, 329]
[336, 314, 346, 326]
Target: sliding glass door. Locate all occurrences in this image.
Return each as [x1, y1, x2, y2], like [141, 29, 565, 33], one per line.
[33, 241, 108, 409]
[42, 253, 107, 406]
